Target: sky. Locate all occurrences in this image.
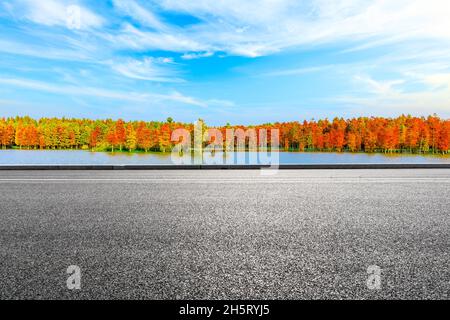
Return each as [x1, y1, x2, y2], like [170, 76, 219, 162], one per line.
[1, 0, 450, 125]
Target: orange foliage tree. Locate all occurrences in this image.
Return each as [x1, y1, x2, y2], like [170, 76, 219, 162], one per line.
[0, 115, 449, 154]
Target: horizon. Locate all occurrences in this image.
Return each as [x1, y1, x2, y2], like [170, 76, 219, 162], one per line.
[1, 1, 450, 125]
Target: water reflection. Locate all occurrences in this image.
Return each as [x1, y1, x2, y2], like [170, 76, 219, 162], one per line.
[0, 149, 449, 165]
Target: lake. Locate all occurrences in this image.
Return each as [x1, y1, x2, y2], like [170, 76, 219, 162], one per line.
[1, 149, 450, 165]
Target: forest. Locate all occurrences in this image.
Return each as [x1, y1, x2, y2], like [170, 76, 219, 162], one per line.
[0, 115, 449, 154]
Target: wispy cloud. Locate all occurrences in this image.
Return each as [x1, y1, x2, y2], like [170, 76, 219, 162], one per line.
[15, 0, 104, 29]
[261, 65, 334, 77]
[354, 75, 405, 95]
[112, 0, 167, 31]
[181, 51, 214, 60]
[5, 0, 450, 59]
[0, 77, 206, 107]
[112, 23, 205, 52]
[111, 0, 450, 57]
[111, 57, 184, 82]
[5, 0, 450, 62]
[333, 73, 450, 114]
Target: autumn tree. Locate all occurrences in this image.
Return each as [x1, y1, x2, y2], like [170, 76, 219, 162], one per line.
[115, 119, 126, 151]
[159, 124, 172, 152]
[1, 115, 449, 154]
[123, 123, 135, 152]
[438, 121, 450, 153]
[89, 127, 102, 150]
[106, 126, 118, 152]
[136, 122, 152, 152]
[15, 122, 25, 149]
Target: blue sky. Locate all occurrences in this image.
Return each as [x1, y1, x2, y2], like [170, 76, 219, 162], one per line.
[1, 0, 450, 125]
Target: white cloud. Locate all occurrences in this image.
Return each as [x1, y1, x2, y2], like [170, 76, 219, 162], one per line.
[0, 39, 95, 62]
[112, 23, 205, 52]
[108, 0, 450, 58]
[0, 77, 207, 107]
[111, 57, 184, 82]
[17, 0, 104, 29]
[335, 91, 450, 115]
[354, 75, 405, 95]
[422, 73, 450, 90]
[112, 0, 166, 30]
[9, 0, 450, 62]
[181, 51, 214, 60]
[5, 0, 450, 60]
[168, 91, 207, 108]
[337, 73, 450, 115]
[262, 65, 334, 77]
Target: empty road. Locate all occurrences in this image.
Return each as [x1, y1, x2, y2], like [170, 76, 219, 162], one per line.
[0, 169, 449, 299]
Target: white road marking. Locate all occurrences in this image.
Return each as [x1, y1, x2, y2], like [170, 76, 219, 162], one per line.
[0, 178, 450, 183]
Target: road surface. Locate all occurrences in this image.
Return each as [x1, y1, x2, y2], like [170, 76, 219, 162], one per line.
[0, 169, 449, 299]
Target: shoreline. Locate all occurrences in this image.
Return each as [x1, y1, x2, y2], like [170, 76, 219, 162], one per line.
[1, 148, 450, 157]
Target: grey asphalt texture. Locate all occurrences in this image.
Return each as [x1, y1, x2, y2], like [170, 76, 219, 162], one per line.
[0, 169, 449, 300]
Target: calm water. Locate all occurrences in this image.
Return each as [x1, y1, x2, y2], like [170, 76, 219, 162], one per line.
[1, 149, 450, 165]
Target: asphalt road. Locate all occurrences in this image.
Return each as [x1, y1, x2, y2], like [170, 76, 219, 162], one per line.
[0, 169, 449, 300]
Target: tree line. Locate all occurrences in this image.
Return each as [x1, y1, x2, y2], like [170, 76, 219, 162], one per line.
[0, 115, 449, 154]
